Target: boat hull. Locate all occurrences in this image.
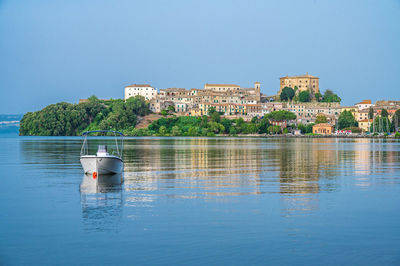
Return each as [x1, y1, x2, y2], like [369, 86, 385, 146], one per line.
[80, 156, 123, 175]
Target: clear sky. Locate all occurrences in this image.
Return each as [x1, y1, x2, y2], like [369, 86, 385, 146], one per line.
[0, 0, 399, 114]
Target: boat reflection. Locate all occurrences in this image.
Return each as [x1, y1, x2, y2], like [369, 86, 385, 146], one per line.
[80, 173, 123, 193]
[79, 174, 124, 231]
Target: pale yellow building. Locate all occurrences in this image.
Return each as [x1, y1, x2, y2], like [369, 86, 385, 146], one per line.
[279, 73, 319, 94]
[312, 123, 334, 135]
[359, 119, 373, 132]
[204, 84, 240, 92]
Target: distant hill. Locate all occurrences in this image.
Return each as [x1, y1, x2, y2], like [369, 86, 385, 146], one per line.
[0, 114, 23, 136]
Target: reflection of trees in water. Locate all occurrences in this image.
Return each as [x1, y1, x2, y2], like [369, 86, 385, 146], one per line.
[19, 138, 122, 172]
[19, 138, 82, 169]
[80, 174, 123, 232]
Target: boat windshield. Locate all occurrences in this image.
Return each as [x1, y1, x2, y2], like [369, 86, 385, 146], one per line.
[80, 130, 124, 159]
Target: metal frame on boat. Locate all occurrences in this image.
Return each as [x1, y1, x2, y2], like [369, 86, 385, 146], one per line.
[80, 130, 124, 175]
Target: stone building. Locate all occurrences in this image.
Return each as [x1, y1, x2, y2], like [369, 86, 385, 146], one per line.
[279, 73, 319, 94]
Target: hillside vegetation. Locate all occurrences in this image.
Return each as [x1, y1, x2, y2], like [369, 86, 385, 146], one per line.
[19, 96, 149, 136]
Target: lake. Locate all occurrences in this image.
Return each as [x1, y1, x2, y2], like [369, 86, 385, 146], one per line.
[1, 136, 400, 265]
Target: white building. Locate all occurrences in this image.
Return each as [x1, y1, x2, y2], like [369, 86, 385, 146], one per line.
[355, 100, 373, 110]
[124, 84, 157, 101]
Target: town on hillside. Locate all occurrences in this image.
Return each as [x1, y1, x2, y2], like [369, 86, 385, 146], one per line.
[119, 73, 400, 135]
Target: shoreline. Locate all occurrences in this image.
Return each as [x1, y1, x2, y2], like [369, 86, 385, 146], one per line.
[12, 134, 400, 139]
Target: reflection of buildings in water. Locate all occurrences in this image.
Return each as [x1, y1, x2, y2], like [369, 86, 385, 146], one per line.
[352, 138, 372, 176]
[277, 138, 340, 195]
[80, 174, 123, 231]
[123, 138, 263, 198]
[350, 139, 397, 188]
[277, 138, 342, 215]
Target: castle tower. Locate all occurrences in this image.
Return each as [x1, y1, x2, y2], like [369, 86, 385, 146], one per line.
[254, 82, 261, 102]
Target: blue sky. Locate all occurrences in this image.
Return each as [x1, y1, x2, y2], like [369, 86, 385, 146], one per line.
[0, 0, 399, 114]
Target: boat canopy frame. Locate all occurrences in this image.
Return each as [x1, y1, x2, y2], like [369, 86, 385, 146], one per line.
[80, 130, 124, 159]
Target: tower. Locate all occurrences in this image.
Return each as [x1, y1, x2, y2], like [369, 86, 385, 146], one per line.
[254, 82, 261, 102]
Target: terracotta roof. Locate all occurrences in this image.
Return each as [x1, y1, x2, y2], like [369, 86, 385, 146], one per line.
[126, 84, 152, 87]
[205, 84, 240, 87]
[280, 73, 319, 79]
[313, 123, 333, 127]
[356, 99, 372, 105]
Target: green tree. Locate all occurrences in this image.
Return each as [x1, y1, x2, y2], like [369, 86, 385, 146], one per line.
[266, 110, 296, 121]
[280, 87, 295, 101]
[258, 117, 270, 134]
[381, 108, 389, 118]
[159, 125, 168, 135]
[207, 107, 217, 116]
[322, 89, 341, 103]
[368, 106, 374, 119]
[314, 92, 323, 102]
[315, 114, 328, 124]
[338, 110, 358, 129]
[221, 118, 233, 134]
[371, 116, 391, 133]
[211, 111, 221, 123]
[392, 109, 400, 132]
[268, 125, 281, 134]
[298, 91, 311, 102]
[168, 105, 175, 113]
[171, 125, 181, 136]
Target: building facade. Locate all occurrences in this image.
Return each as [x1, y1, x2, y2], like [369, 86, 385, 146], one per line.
[279, 73, 320, 94]
[312, 123, 334, 134]
[125, 84, 157, 101]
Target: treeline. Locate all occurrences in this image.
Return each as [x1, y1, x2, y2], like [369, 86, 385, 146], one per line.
[280, 87, 341, 103]
[125, 109, 297, 136]
[19, 96, 150, 136]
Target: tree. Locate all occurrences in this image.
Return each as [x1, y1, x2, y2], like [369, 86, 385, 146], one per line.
[88, 95, 99, 102]
[159, 125, 168, 135]
[268, 125, 281, 134]
[161, 110, 168, 116]
[371, 116, 391, 133]
[322, 89, 341, 103]
[211, 111, 221, 123]
[221, 118, 233, 134]
[338, 110, 358, 129]
[314, 92, 323, 102]
[392, 109, 400, 132]
[266, 110, 296, 121]
[207, 107, 217, 116]
[168, 105, 175, 113]
[171, 125, 181, 136]
[280, 87, 295, 101]
[381, 108, 389, 118]
[298, 91, 311, 102]
[315, 114, 328, 124]
[368, 106, 374, 119]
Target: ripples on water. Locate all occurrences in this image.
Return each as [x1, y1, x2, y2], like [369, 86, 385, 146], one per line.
[1, 137, 400, 265]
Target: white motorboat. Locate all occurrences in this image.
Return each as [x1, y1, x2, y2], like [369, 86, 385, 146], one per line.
[80, 130, 124, 175]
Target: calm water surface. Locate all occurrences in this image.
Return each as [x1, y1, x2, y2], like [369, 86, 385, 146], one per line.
[1, 137, 400, 265]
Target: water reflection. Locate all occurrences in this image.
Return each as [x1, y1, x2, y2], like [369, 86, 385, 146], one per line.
[17, 136, 400, 217]
[80, 174, 123, 231]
